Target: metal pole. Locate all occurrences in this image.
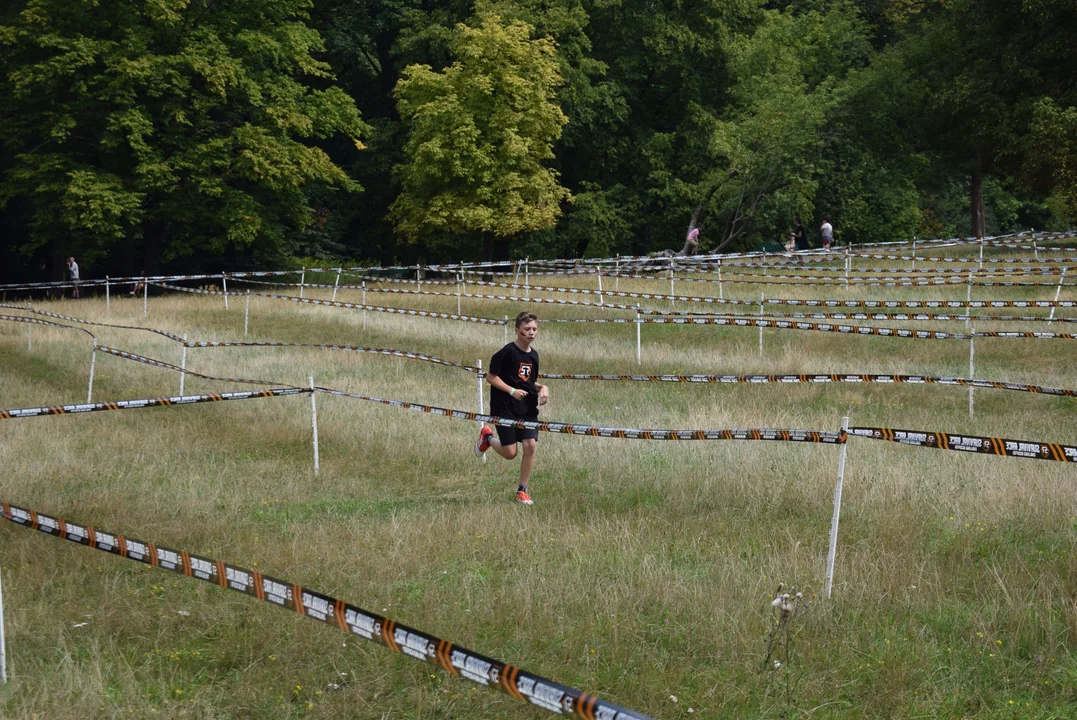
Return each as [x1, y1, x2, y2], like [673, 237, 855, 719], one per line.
[332, 269, 341, 301]
[1049, 269, 1066, 322]
[362, 282, 367, 329]
[476, 360, 487, 464]
[758, 292, 765, 358]
[179, 334, 188, 396]
[300, 268, 306, 299]
[636, 305, 642, 365]
[222, 274, 229, 310]
[968, 327, 975, 421]
[310, 376, 319, 476]
[825, 417, 851, 600]
[87, 339, 98, 403]
[106, 276, 110, 316]
[244, 291, 250, 336]
[143, 280, 148, 318]
[0, 560, 7, 684]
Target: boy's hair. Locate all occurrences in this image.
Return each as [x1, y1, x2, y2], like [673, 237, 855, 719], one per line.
[515, 311, 538, 328]
[822, 216, 830, 222]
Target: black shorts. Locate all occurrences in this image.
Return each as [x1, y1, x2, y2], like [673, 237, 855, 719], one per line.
[496, 417, 539, 446]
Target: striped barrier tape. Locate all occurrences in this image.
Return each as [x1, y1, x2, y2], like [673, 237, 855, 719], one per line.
[0, 387, 307, 420]
[538, 373, 1077, 397]
[19, 307, 186, 342]
[151, 282, 506, 325]
[147, 283, 1077, 338]
[1, 313, 96, 339]
[174, 339, 1077, 398]
[640, 308, 1076, 323]
[671, 267, 1075, 283]
[0, 503, 652, 720]
[848, 427, 1077, 463]
[185, 340, 476, 372]
[314, 387, 847, 443]
[97, 346, 298, 388]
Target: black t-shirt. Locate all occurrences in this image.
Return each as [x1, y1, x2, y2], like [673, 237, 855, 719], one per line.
[489, 342, 539, 418]
[793, 224, 809, 250]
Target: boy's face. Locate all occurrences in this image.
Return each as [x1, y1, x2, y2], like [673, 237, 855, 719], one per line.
[516, 320, 538, 345]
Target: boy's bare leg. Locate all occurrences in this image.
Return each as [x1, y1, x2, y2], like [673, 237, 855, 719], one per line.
[488, 434, 518, 460]
[518, 438, 537, 488]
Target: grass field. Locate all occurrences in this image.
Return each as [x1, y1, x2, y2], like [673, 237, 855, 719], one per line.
[1, 245, 1076, 719]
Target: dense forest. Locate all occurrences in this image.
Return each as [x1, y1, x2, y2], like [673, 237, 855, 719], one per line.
[2, 0, 1075, 282]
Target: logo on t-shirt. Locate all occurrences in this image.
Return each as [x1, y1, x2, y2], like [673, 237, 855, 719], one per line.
[517, 363, 532, 381]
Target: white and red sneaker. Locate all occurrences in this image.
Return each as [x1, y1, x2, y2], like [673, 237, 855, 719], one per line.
[473, 425, 494, 456]
[515, 489, 533, 505]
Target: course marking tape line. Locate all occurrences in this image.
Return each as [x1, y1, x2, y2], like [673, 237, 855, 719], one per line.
[314, 387, 847, 443]
[638, 309, 1076, 323]
[538, 373, 1077, 397]
[0, 503, 653, 720]
[13, 307, 186, 342]
[0, 313, 96, 339]
[185, 340, 476, 371]
[97, 346, 297, 389]
[0, 388, 306, 420]
[849, 427, 1077, 463]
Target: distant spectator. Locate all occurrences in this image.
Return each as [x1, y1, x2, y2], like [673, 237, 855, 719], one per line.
[820, 217, 834, 249]
[67, 256, 80, 298]
[793, 217, 809, 251]
[130, 270, 147, 296]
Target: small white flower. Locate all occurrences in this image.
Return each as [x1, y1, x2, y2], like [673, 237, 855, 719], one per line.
[72, 622, 88, 628]
[771, 597, 784, 608]
[688, 709, 694, 714]
[773, 661, 782, 669]
[669, 695, 678, 703]
[177, 610, 190, 616]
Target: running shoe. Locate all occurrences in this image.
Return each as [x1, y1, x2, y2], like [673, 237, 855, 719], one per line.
[515, 489, 533, 505]
[474, 425, 494, 456]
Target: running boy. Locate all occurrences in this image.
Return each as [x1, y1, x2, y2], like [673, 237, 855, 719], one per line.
[474, 311, 549, 504]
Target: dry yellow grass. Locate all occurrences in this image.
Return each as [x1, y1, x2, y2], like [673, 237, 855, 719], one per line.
[0, 251, 1075, 719]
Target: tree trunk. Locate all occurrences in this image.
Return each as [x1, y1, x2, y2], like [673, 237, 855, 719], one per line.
[970, 163, 985, 238]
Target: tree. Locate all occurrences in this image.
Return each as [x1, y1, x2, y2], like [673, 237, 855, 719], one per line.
[0, 0, 367, 278]
[391, 13, 570, 260]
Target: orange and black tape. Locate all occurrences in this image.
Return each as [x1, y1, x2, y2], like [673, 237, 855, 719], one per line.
[848, 427, 1077, 463]
[0, 387, 309, 421]
[0, 501, 653, 718]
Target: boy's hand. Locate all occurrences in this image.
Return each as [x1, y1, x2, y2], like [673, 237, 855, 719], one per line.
[538, 386, 550, 406]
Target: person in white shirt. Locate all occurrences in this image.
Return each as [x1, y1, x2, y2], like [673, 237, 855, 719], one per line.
[820, 218, 834, 250]
[66, 256, 80, 298]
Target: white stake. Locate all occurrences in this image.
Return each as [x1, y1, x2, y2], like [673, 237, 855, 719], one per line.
[179, 334, 188, 396]
[965, 271, 973, 329]
[87, 339, 98, 403]
[416, 268, 422, 294]
[309, 376, 319, 476]
[361, 282, 367, 329]
[244, 290, 250, 336]
[597, 269, 604, 307]
[978, 238, 984, 272]
[1033, 240, 1039, 261]
[105, 276, 110, 316]
[525, 258, 530, 299]
[476, 360, 487, 464]
[763, 252, 768, 278]
[825, 416, 851, 600]
[300, 268, 306, 299]
[911, 239, 917, 272]
[332, 269, 341, 301]
[636, 305, 642, 365]
[1, 560, 8, 684]
[457, 275, 462, 315]
[968, 327, 975, 421]
[718, 260, 723, 300]
[1049, 269, 1066, 323]
[27, 302, 32, 350]
[615, 256, 620, 290]
[758, 292, 765, 358]
[143, 280, 148, 318]
[222, 274, 229, 310]
[669, 260, 675, 309]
